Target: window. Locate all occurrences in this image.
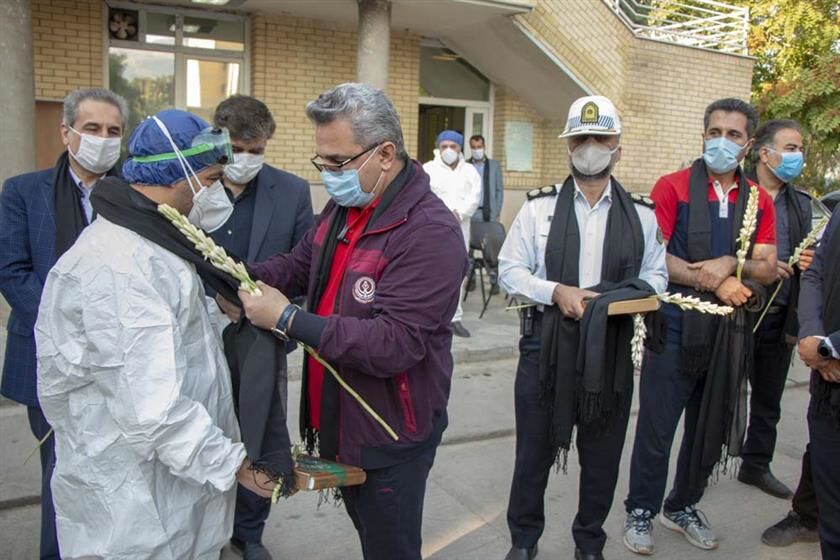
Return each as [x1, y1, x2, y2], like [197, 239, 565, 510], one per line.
[107, 4, 246, 138]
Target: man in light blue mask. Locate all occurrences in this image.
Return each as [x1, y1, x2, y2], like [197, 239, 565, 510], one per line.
[232, 83, 469, 560]
[746, 119, 822, 546]
[623, 98, 779, 556]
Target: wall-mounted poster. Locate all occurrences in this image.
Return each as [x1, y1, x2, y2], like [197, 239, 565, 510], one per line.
[505, 121, 534, 172]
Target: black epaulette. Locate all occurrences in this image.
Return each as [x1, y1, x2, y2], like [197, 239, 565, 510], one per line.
[631, 192, 655, 210]
[527, 185, 557, 201]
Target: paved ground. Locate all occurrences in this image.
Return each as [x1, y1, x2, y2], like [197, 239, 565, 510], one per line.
[0, 294, 823, 559]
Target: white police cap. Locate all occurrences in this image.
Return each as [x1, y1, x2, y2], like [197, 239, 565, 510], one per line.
[559, 95, 622, 138]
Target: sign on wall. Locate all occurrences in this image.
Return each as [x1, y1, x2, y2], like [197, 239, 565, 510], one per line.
[504, 121, 534, 172]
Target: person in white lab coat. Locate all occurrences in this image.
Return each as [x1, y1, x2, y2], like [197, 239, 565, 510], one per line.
[423, 130, 481, 337]
[35, 109, 273, 560]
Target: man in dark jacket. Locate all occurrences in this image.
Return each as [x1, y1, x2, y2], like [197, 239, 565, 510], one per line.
[739, 119, 812, 500]
[211, 94, 314, 560]
[0, 87, 126, 560]
[797, 207, 840, 559]
[237, 83, 468, 560]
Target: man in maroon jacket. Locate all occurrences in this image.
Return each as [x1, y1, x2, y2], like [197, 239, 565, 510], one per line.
[238, 83, 468, 560]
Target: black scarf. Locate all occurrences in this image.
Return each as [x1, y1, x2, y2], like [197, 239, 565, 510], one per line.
[681, 159, 769, 487]
[481, 160, 492, 221]
[90, 178, 295, 489]
[539, 176, 645, 458]
[780, 184, 807, 343]
[301, 162, 416, 460]
[689, 280, 766, 490]
[744, 172, 808, 344]
[811, 221, 840, 422]
[681, 158, 752, 376]
[53, 152, 117, 258]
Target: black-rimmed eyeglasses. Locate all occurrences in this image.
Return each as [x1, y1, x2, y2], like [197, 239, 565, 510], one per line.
[310, 144, 379, 173]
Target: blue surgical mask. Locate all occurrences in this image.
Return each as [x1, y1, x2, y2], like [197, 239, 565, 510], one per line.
[320, 146, 383, 207]
[767, 149, 804, 183]
[703, 137, 745, 174]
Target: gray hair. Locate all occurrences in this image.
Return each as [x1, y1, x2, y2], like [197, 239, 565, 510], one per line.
[63, 88, 128, 128]
[305, 83, 408, 160]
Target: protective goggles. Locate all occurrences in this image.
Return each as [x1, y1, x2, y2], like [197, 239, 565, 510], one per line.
[132, 126, 233, 168]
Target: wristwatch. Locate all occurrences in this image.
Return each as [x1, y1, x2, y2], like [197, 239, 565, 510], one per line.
[818, 338, 834, 359]
[271, 304, 300, 342]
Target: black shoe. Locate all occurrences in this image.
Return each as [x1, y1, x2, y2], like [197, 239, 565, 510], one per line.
[574, 549, 604, 560]
[738, 468, 794, 499]
[466, 276, 477, 292]
[490, 283, 500, 296]
[761, 511, 820, 547]
[452, 321, 471, 338]
[504, 543, 538, 560]
[231, 538, 274, 560]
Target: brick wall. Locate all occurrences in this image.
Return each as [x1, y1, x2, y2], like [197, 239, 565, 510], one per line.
[26, 0, 753, 203]
[493, 86, 543, 190]
[620, 39, 755, 191]
[517, 0, 629, 103]
[509, 0, 754, 193]
[251, 14, 420, 184]
[32, 0, 103, 100]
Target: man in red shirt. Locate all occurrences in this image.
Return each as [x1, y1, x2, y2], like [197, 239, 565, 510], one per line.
[237, 83, 468, 560]
[623, 98, 779, 556]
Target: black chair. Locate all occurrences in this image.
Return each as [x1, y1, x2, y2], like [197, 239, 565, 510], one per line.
[465, 220, 506, 318]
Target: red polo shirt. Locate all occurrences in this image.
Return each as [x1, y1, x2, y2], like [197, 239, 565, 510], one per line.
[307, 199, 381, 429]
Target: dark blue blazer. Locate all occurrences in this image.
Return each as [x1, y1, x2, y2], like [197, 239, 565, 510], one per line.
[211, 163, 314, 265]
[0, 168, 59, 407]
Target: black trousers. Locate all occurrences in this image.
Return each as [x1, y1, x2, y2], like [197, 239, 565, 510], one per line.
[340, 444, 437, 560]
[27, 406, 60, 560]
[792, 445, 819, 529]
[741, 311, 794, 475]
[808, 403, 840, 559]
[626, 340, 712, 514]
[233, 367, 290, 544]
[506, 317, 631, 554]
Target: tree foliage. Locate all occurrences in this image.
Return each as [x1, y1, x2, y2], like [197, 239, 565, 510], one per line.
[736, 0, 840, 193]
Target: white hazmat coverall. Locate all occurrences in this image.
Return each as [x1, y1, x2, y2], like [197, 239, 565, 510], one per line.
[36, 216, 246, 560]
[423, 151, 481, 323]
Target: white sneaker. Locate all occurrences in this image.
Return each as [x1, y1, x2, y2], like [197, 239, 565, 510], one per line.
[660, 505, 719, 550]
[624, 509, 655, 555]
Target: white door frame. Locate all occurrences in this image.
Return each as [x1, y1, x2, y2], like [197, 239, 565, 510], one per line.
[419, 84, 495, 159]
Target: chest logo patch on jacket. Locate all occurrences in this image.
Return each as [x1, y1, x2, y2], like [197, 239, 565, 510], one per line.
[353, 276, 376, 304]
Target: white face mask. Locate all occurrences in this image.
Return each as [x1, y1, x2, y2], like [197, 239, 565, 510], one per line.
[188, 179, 233, 233]
[151, 116, 233, 233]
[68, 126, 121, 175]
[441, 147, 459, 166]
[224, 152, 264, 185]
[471, 148, 485, 160]
[569, 140, 617, 176]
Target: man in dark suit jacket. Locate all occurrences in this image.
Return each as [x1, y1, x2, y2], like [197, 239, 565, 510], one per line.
[211, 95, 314, 560]
[0, 87, 126, 560]
[467, 134, 505, 294]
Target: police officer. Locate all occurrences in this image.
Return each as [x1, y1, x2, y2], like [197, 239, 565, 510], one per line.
[499, 95, 667, 560]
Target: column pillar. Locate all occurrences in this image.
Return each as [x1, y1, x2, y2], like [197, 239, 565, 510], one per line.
[0, 0, 36, 181]
[356, 0, 391, 90]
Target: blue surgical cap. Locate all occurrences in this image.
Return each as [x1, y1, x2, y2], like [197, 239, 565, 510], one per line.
[122, 109, 215, 186]
[436, 130, 464, 148]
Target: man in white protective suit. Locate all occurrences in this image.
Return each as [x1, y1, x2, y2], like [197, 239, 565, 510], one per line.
[423, 129, 481, 338]
[35, 109, 273, 560]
